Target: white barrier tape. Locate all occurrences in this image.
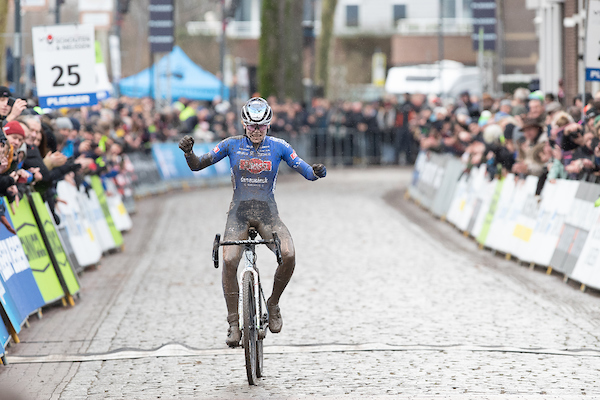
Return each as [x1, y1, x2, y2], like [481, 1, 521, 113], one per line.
[6, 342, 600, 364]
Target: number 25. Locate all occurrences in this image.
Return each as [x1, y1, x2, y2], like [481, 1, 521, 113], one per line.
[52, 65, 81, 87]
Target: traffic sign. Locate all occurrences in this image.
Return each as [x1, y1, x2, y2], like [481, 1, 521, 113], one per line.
[585, 0, 600, 81]
[32, 24, 98, 109]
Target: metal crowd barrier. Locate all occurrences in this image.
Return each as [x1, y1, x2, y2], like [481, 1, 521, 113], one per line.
[408, 150, 600, 294]
[278, 127, 418, 167]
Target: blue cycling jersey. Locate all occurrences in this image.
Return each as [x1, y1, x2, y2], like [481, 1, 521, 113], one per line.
[201, 135, 317, 201]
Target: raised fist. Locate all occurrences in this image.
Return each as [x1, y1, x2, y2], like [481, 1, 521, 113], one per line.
[312, 163, 326, 178]
[179, 135, 194, 154]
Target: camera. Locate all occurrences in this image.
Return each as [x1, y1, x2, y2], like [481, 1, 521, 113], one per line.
[7, 97, 16, 107]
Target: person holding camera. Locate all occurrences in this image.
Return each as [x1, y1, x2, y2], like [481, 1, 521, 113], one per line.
[0, 86, 27, 127]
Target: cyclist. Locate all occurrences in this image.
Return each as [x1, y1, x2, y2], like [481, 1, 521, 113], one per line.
[179, 97, 326, 347]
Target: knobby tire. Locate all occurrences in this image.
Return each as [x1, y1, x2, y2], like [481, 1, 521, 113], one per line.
[243, 271, 258, 385]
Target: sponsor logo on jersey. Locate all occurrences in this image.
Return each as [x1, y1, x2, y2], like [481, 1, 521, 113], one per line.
[240, 158, 272, 174]
[240, 176, 268, 184]
[290, 151, 297, 160]
[213, 145, 220, 153]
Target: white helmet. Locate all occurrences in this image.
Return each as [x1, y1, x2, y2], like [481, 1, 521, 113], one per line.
[240, 97, 273, 126]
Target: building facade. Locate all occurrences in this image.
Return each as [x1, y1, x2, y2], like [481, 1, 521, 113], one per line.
[184, 0, 539, 95]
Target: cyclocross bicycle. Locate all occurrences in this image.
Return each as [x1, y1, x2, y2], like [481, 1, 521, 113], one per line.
[212, 227, 282, 385]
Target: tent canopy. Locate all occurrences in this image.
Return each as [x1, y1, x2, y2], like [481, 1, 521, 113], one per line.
[119, 46, 229, 101]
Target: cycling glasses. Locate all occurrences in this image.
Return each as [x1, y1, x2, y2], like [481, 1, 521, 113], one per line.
[246, 124, 268, 132]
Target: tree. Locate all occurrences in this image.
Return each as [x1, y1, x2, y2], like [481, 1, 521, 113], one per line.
[258, 0, 279, 98]
[0, 1, 8, 84]
[258, 0, 303, 101]
[316, 0, 337, 97]
[283, 0, 304, 102]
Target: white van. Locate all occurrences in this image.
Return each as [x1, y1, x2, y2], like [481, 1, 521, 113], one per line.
[385, 60, 481, 98]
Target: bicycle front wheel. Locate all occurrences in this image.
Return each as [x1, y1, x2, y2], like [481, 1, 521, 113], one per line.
[242, 271, 258, 385]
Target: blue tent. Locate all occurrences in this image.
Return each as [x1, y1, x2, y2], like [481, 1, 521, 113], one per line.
[119, 46, 229, 101]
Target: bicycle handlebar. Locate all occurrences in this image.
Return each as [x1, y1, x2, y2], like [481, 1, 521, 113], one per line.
[212, 232, 283, 269]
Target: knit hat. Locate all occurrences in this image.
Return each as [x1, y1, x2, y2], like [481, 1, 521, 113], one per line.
[478, 110, 492, 127]
[483, 124, 503, 144]
[528, 90, 545, 102]
[0, 86, 11, 98]
[546, 101, 562, 114]
[69, 117, 81, 132]
[2, 121, 25, 138]
[55, 117, 74, 130]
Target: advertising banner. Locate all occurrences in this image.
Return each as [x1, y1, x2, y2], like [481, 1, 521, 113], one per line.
[446, 170, 470, 228]
[56, 181, 103, 268]
[30, 193, 80, 296]
[526, 180, 560, 265]
[484, 174, 516, 252]
[462, 166, 487, 233]
[0, 277, 22, 337]
[545, 180, 582, 272]
[509, 175, 540, 262]
[0, 200, 45, 326]
[570, 206, 600, 289]
[497, 176, 537, 257]
[103, 179, 132, 232]
[476, 178, 503, 245]
[409, 152, 427, 205]
[77, 186, 116, 252]
[6, 196, 64, 304]
[549, 182, 600, 275]
[415, 153, 448, 210]
[90, 176, 123, 248]
[470, 176, 499, 238]
[431, 157, 464, 218]
[32, 24, 98, 109]
[0, 316, 9, 353]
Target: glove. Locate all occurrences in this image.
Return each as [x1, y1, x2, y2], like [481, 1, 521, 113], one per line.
[312, 163, 326, 178]
[179, 135, 195, 154]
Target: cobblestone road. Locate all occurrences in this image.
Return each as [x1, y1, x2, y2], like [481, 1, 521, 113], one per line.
[1, 168, 600, 399]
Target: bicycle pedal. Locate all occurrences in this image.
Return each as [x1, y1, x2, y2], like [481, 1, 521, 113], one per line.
[258, 329, 267, 340]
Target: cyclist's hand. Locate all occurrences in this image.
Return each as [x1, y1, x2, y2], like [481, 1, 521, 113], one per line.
[312, 163, 326, 178]
[179, 135, 194, 154]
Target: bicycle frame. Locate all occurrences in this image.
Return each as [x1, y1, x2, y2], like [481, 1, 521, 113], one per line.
[238, 243, 265, 337]
[212, 229, 283, 336]
[212, 229, 282, 384]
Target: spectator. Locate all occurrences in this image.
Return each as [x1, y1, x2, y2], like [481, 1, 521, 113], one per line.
[512, 118, 547, 176]
[527, 97, 546, 125]
[0, 87, 27, 126]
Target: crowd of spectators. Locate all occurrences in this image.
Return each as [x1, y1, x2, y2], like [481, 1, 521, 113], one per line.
[0, 88, 154, 228]
[411, 88, 600, 192]
[2, 82, 600, 231]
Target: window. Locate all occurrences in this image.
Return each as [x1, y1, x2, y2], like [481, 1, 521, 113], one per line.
[234, 0, 252, 21]
[393, 4, 407, 24]
[462, 0, 473, 18]
[443, 0, 456, 18]
[346, 5, 359, 27]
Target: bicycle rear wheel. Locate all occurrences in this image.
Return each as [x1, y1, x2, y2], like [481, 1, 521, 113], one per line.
[242, 271, 258, 385]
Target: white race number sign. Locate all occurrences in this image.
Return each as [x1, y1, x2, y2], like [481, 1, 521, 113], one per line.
[32, 24, 98, 109]
[585, 0, 600, 81]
